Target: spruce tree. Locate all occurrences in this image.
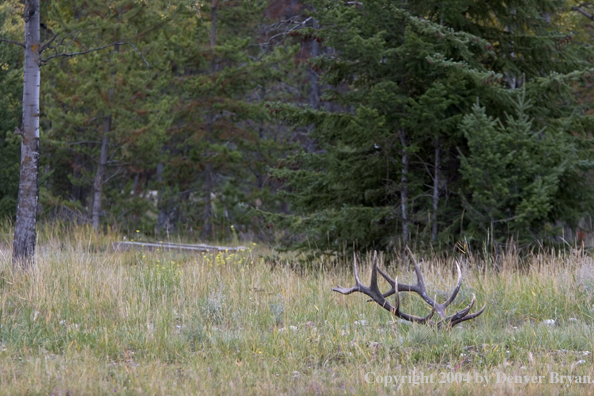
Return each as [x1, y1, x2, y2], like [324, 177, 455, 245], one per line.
[266, 0, 594, 253]
[42, 0, 175, 232]
[0, 1, 22, 219]
[160, 0, 298, 239]
[459, 91, 590, 244]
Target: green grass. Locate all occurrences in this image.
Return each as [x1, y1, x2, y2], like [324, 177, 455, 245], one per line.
[0, 224, 593, 395]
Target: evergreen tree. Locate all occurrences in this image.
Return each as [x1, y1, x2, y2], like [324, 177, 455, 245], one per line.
[159, 0, 298, 240]
[42, 0, 176, 232]
[265, 0, 594, 253]
[0, 1, 22, 219]
[459, 91, 591, 244]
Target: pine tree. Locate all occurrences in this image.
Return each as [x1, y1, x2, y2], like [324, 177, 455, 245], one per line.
[42, 0, 176, 232]
[0, 1, 22, 219]
[159, 0, 298, 240]
[459, 91, 590, 244]
[265, 0, 594, 253]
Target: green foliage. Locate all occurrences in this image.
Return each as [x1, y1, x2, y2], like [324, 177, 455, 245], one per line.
[3, 0, 594, 250]
[42, 0, 177, 228]
[0, 4, 22, 220]
[0, 137, 19, 220]
[157, 0, 299, 239]
[459, 92, 594, 243]
[19, 0, 302, 239]
[265, 0, 594, 253]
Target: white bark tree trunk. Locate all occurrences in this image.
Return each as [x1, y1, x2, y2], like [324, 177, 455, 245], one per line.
[202, 162, 214, 240]
[91, 116, 110, 232]
[156, 162, 170, 235]
[12, 0, 41, 269]
[431, 137, 440, 242]
[400, 128, 409, 244]
[309, 20, 320, 109]
[202, 0, 217, 240]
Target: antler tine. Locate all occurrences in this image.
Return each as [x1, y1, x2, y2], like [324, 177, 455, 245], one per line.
[332, 284, 362, 295]
[373, 250, 396, 294]
[442, 293, 476, 326]
[450, 302, 487, 327]
[400, 246, 438, 309]
[406, 246, 427, 290]
[436, 294, 487, 328]
[332, 254, 396, 314]
[367, 254, 395, 311]
[376, 266, 396, 294]
[332, 254, 363, 295]
[392, 277, 436, 324]
[353, 253, 363, 287]
[369, 251, 390, 294]
[442, 263, 463, 308]
[369, 254, 380, 293]
[365, 255, 396, 302]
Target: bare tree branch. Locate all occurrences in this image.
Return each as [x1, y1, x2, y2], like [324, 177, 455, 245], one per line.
[572, 6, 594, 22]
[65, 141, 102, 145]
[103, 166, 124, 184]
[41, 41, 150, 67]
[0, 37, 25, 48]
[40, 33, 60, 53]
[49, 29, 91, 53]
[257, 16, 313, 50]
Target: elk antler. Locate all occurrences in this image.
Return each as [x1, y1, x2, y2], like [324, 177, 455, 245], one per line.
[332, 248, 486, 328]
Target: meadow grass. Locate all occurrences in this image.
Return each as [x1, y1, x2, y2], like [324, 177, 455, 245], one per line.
[0, 224, 593, 395]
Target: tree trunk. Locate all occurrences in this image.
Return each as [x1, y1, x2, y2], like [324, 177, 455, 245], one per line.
[431, 137, 440, 242]
[202, 162, 213, 240]
[202, 0, 217, 240]
[256, 84, 265, 189]
[132, 172, 140, 231]
[12, 0, 41, 269]
[309, 20, 320, 110]
[156, 163, 170, 235]
[398, 6, 409, 248]
[400, 128, 409, 244]
[210, 0, 217, 64]
[91, 116, 110, 232]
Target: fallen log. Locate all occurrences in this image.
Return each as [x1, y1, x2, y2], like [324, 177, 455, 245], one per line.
[111, 241, 247, 253]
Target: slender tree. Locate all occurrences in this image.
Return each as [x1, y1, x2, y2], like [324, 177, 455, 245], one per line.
[9, 0, 41, 268]
[1, 0, 152, 267]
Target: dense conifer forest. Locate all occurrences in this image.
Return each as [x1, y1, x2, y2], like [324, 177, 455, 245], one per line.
[2, 0, 594, 256]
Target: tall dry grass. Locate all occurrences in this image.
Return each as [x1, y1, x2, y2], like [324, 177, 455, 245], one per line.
[0, 223, 593, 395]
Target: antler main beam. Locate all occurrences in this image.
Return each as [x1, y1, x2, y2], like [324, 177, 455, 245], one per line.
[332, 249, 486, 328]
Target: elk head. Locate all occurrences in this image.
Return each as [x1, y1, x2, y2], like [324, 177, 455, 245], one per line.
[332, 248, 486, 328]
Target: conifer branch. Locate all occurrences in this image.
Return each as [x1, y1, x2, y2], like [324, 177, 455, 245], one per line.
[0, 37, 25, 48]
[41, 41, 150, 67]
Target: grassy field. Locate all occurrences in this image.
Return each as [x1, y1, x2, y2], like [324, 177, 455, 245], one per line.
[0, 225, 594, 395]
